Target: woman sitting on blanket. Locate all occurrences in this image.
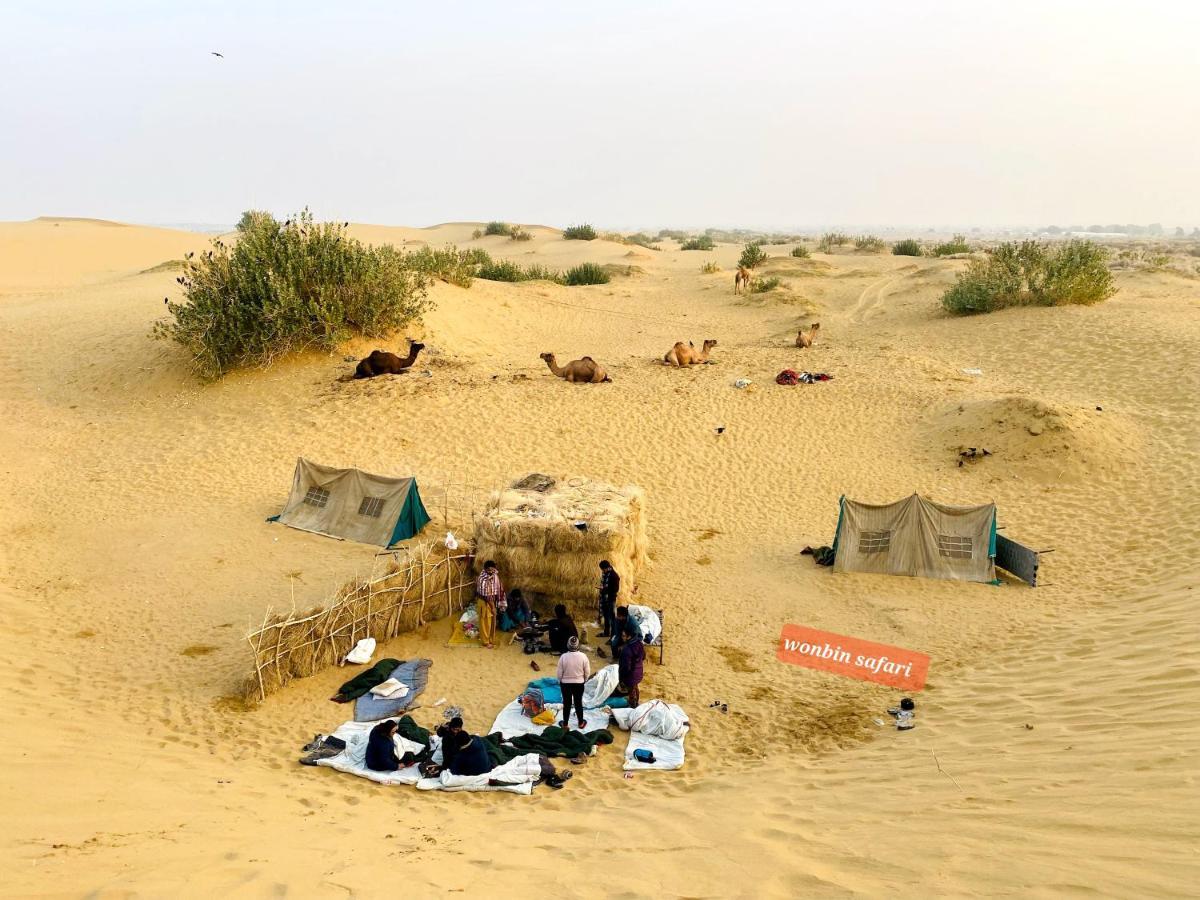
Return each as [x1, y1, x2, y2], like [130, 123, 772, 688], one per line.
[449, 732, 573, 789]
[365, 720, 403, 772]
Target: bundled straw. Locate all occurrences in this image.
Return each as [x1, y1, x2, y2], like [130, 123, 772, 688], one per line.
[472, 474, 647, 610]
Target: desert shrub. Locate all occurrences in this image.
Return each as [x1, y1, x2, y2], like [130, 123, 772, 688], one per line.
[562, 262, 610, 285]
[892, 238, 922, 256]
[625, 232, 660, 250]
[700, 261, 722, 273]
[932, 234, 972, 257]
[657, 229, 690, 241]
[941, 239, 1114, 315]
[749, 276, 782, 293]
[855, 234, 887, 252]
[816, 232, 850, 252]
[155, 209, 431, 380]
[476, 259, 563, 283]
[403, 245, 487, 288]
[484, 221, 514, 236]
[738, 242, 769, 268]
[563, 223, 597, 241]
[509, 226, 532, 242]
[471, 228, 483, 239]
[680, 235, 716, 251]
[790, 246, 811, 259]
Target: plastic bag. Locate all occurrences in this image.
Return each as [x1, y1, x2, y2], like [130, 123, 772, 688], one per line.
[344, 637, 376, 665]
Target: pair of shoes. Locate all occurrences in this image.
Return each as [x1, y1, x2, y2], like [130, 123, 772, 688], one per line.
[569, 754, 587, 765]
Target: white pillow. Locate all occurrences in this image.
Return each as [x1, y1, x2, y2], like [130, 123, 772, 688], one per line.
[369, 678, 410, 699]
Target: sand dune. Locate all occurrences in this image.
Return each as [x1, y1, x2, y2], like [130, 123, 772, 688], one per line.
[0, 219, 1196, 897]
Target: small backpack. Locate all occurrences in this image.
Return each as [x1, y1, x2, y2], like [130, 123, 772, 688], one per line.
[519, 688, 545, 718]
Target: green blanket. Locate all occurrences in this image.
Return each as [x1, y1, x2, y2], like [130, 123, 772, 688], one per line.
[332, 658, 402, 702]
[480, 726, 614, 766]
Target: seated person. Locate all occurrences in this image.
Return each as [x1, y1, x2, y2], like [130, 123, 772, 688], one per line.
[504, 589, 532, 629]
[547, 604, 578, 653]
[434, 716, 464, 771]
[365, 720, 402, 772]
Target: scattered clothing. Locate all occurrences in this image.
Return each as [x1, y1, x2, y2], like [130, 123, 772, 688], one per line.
[801, 545, 837, 566]
[776, 370, 833, 385]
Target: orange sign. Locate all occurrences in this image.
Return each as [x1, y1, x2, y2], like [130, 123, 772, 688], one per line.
[777, 625, 929, 691]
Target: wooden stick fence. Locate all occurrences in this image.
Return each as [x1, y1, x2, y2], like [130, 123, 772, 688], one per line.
[242, 541, 476, 704]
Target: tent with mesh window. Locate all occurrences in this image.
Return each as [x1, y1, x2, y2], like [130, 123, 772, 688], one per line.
[831, 493, 997, 583]
[268, 458, 430, 547]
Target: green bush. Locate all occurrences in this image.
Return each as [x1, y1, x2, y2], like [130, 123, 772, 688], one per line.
[817, 232, 850, 252]
[738, 242, 768, 268]
[749, 276, 782, 293]
[476, 258, 563, 283]
[892, 238, 922, 256]
[790, 246, 811, 258]
[562, 262, 610, 285]
[625, 232, 660, 250]
[509, 225, 532, 242]
[680, 235, 716, 251]
[403, 245, 488, 288]
[855, 234, 887, 252]
[657, 229, 690, 241]
[700, 261, 722, 273]
[484, 221, 513, 236]
[471, 228, 483, 239]
[932, 234, 972, 256]
[941, 239, 1114, 315]
[155, 209, 431, 380]
[563, 223, 597, 241]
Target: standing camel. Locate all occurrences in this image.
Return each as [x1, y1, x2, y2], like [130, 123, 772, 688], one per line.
[539, 352, 611, 383]
[734, 266, 752, 294]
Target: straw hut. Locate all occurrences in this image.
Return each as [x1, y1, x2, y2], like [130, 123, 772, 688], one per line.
[472, 474, 647, 611]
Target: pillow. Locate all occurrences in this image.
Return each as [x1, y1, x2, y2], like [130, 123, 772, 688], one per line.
[369, 678, 410, 699]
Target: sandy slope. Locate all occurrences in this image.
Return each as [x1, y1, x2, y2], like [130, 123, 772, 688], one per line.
[0, 220, 1197, 898]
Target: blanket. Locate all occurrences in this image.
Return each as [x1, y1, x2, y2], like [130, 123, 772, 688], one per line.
[415, 754, 539, 795]
[332, 658, 402, 702]
[353, 659, 432, 722]
[525, 671, 629, 709]
[490, 698, 616, 742]
[479, 725, 613, 767]
[611, 700, 689, 771]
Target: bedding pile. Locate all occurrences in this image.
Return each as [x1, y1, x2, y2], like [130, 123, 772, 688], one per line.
[610, 700, 689, 771]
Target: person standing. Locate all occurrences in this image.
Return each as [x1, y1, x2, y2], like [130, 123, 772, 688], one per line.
[475, 560, 504, 649]
[618, 624, 646, 708]
[556, 636, 591, 730]
[597, 560, 621, 638]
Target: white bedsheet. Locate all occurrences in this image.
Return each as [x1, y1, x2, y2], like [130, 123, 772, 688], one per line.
[489, 699, 613, 740]
[610, 700, 689, 771]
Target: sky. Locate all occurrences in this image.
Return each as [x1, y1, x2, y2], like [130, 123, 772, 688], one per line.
[2, 1, 1198, 229]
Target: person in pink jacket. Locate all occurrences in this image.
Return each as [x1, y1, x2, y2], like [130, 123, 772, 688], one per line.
[556, 636, 591, 730]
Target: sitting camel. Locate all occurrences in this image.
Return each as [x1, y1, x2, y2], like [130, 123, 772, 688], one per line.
[795, 323, 820, 349]
[539, 352, 611, 383]
[663, 339, 717, 367]
[353, 341, 425, 379]
[734, 266, 752, 294]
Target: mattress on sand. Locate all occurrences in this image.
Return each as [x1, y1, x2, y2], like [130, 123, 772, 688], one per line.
[313, 720, 534, 794]
[490, 698, 614, 740]
[611, 701, 689, 771]
[352, 658, 432, 722]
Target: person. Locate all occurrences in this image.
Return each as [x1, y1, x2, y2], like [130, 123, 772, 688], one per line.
[435, 716, 465, 770]
[475, 560, 504, 649]
[609, 605, 631, 658]
[597, 561, 621, 638]
[500, 588, 532, 631]
[618, 623, 646, 708]
[447, 731, 572, 788]
[365, 720, 402, 772]
[547, 603, 578, 653]
[557, 636, 591, 730]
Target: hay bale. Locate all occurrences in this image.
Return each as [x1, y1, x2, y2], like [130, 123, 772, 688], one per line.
[473, 474, 647, 610]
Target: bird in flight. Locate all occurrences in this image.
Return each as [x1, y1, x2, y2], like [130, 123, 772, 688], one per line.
[211, 51, 224, 58]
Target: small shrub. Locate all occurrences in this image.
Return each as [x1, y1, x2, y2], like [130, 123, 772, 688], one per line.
[680, 235, 716, 251]
[521, 264, 563, 282]
[471, 228, 483, 240]
[932, 234, 972, 257]
[509, 226, 532, 242]
[941, 239, 1114, 315]
[855, 234, 887, 252]
[817, 232, 850, 252]
[563, 223, 597, 241]
[749, 276, 782, 293]
[625, 232, 660, 250]
[404, 245, 487, 288]
[657, 229, 690, 241]
[738, 242, 769, 269]
[892, 238, 922, 256]
[700, 261, 722, 273]
[790, 246, 811, 259]
[484, 221, 514, 236]
[475, 259, 525, 282]
[562, 262, 610, 285]
[155, 209, 431, 380]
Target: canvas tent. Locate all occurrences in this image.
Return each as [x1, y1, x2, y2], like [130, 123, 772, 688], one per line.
[269, 458, 430, 548]
[832, 493, 997, 583]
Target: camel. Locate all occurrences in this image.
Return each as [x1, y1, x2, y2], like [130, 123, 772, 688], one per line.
[353, 341, 425, 379]
[539, 352, 611, 383]
[734, 266, 752, 294]
[795, 323, 820, 348]
[663, 339, 717, 367]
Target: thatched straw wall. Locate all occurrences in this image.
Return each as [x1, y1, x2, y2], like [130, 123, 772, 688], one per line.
[472, 474, 647, 611]
[243, 542, 474, 703]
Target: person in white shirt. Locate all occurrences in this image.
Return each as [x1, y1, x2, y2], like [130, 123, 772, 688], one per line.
[556, 636, 591, 730]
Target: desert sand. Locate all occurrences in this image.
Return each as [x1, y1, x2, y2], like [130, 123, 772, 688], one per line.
[0, 217, 1197, 897]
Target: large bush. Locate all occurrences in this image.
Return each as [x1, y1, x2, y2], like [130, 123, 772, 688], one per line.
[942, 239, 1115, 315]
[563, 223, 597, 241]
[855, 234, 887, 252]
[562, 262, 611, 285]
[931, 234, 972, 256]
[484, 221, 514, 236]
[892, 238, 922, 256]
[790, 245, 811, 258]
[738, 242, 768, 268]
[817, 231, 850, 252]
[156, 210, 431, 379]
[680, 235, 716, 251]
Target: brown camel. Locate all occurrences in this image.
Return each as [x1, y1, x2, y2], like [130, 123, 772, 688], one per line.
[353, 341, 425, 379]
[663, 339, 718, 367]
[734, 266, 752, 294]
[539, 352, 611, 383]
[795, 323, 820, 348]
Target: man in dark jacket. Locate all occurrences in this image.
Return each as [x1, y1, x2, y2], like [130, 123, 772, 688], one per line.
[448, 732, 494, 777]
[547, 604, 578, 653]
[618, 625, 646, 707]
[598, 560, 621, 637]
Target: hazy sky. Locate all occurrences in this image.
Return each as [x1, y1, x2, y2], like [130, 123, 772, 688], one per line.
[3, 1, 1198, 229]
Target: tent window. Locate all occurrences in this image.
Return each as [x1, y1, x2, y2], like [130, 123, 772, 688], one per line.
[358, 496, 385, 518]
[304, 487, 330, 508]
[859, 530, 890, 554]
[938, 534, 973, 559]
